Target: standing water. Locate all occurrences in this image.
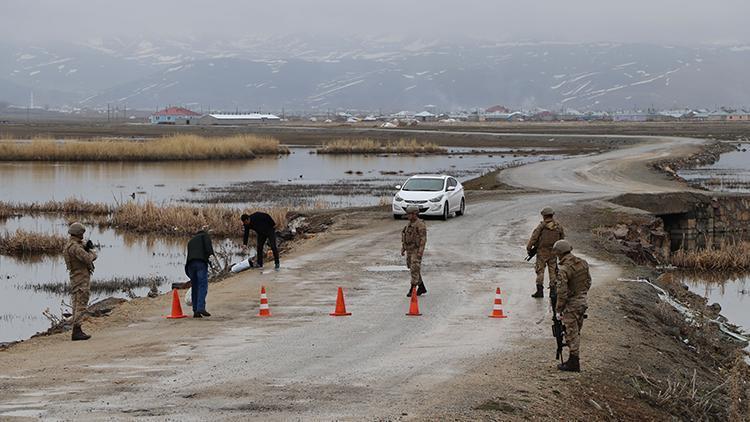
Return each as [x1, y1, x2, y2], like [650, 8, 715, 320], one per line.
[0, 147, 562, 343]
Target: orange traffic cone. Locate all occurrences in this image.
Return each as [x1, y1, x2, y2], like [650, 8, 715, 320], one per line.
[166, 288, 187, 319]
[488, 287, 508, 318]
[330, 287, 352, 316]
[406, 287, 422, 316]
[257, 286, 271, 317]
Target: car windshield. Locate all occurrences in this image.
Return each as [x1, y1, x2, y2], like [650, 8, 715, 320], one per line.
[402, 178, 445, 192]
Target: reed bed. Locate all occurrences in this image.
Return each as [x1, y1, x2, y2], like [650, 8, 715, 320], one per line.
[316, 138, 446, 154]
[0, 199, 112, 215]
[0, 134, 287, 161]
[0, 230, 67, 256]
[27, 276, 166, 295]
[112, 201, 288, 237]
[671, 241, 750, 271]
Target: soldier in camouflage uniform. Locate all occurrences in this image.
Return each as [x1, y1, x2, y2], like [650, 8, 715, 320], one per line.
[401, 206, 427, 297]
[552, 240, 591, 372]
[526, 207, 565, 298]
[63, 222, 97, 341]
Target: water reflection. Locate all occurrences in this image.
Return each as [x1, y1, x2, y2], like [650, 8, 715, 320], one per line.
[679, 144, 750, 192]
[0, 215, 193, 343]
[674, 271, 750, 331]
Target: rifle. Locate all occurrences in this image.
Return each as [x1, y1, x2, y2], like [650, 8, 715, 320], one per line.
[525, 245, 538, 262]
[550, 288, 567, 363]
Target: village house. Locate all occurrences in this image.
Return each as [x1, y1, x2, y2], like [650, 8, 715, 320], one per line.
[414, 111, 437, 122]
[727, 113, 750, 121]
[149, 107, 201, 125]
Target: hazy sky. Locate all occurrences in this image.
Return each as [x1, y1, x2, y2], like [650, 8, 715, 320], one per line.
[3, 0, 750, 46]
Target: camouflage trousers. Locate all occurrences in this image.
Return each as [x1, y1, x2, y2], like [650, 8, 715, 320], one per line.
[562, 307, 586, 356]
[535, 254, 557, 288]
[406, 252, 423, 286]
[70, 276, 91, 327]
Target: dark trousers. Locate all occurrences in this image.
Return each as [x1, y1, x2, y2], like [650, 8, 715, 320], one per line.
[186, 260, 208, 312]
[256, 231, 280, 267]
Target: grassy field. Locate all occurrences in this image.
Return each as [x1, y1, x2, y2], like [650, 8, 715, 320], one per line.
[316, 138, 445, 154]
[0, 134, 287, 161]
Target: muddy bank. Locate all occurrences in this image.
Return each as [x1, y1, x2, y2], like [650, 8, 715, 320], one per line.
[551, 200, 750, 421]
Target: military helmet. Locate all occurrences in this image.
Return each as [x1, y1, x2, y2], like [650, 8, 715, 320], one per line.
[404, 205, 420, 214]
[541, 207, 555, 216]
[552, 240, 572, 254]
[68, 222, 86, 237]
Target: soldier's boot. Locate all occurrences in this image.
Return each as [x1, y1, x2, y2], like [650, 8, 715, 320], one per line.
[71, 325, 91, 341]
[417, 282, 427, 296]
[531, 284, 544, 298]
[557, 355, 580, 372]
[406, 285, 416, 297]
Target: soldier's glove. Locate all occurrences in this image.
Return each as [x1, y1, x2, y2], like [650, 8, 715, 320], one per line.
[85, 239, 95, 251]
[556, 312, 563, 320]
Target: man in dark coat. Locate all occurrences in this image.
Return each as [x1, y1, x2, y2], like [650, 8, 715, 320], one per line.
[186, 225, 214, 318]
[241, 212, 280, 270]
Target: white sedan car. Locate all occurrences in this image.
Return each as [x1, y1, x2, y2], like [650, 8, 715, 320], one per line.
[392, 174, 466, 220]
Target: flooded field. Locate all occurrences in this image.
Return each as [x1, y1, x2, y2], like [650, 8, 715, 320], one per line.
[0, 215, 244, 343]
[0, 146, 563, 343]
[678, 144, 750, 192]
[0, 147, 560, 208]
[676, 272, 750, 332]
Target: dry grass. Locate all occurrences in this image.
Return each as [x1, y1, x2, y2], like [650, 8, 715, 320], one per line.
[317, 138, 446, 154]
[671, 241, 750, 271]
[0, 134, 287, 161]
[28, 276, 166, 295]
[728, 354, 750, 422]
[630, 367, 727, 420]
[111, 201, 289, 238]
[0, 229, 67, 256]
[0, 199, 112, 215]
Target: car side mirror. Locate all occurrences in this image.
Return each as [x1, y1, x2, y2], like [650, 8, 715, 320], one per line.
[395, 185, 402, 190]
[447, 186, 456, 191]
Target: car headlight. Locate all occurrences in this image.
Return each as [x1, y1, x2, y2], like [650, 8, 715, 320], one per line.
[429, 194, 444, 203]
[395, 195, 404, 202]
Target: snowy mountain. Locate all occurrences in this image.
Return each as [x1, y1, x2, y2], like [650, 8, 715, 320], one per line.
[2, 37, 749, 111]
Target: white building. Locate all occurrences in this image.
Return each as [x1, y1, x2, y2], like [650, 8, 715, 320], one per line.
[198, 113, 281, 125]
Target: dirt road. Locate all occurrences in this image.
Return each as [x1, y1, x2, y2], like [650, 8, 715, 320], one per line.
[0, 135, 704, 420]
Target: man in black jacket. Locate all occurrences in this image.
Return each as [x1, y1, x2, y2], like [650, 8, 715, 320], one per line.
[185, 225, 215, 318]
[241, 212, 280, 270]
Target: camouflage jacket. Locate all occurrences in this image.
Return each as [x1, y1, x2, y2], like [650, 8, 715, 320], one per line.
[527, 220, 565, 254]
[63, 237, 97, 280]
[555, 253, 591, 313]
[402, 219, 427, 256]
